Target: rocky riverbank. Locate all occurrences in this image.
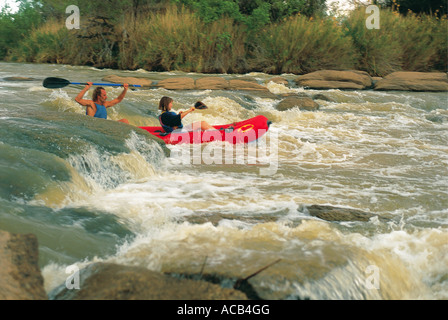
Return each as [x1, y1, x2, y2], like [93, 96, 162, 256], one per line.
[0, 205, 387, 300]
[103, 70, 448, 92]
[101, 70, 447, 113]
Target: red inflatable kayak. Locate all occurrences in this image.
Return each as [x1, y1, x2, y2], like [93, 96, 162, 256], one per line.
[139, 115, 271, 145]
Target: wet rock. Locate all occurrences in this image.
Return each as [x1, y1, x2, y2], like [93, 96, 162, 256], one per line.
[50, 262, 247, 300]
[295, 70, 373, 90]
[374, 72, 448, 92]
[3, 77, 36, 81]
[276, 95, 319, 111]
[156, 77, 196, 90]
[305, 205, 377, 222]
[196, 77, 229, 90]
[102, 75, 153, 87]
[371, 76, 383, 85]
[426, 110, 448, 123]
[0, 230, 47, 300]
[228, 79, 269, 91]
[266, 77, 289, 85]
[312, 93, 337, 102]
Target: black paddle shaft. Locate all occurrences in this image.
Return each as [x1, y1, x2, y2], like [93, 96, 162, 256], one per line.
[42, 77, 141, 89]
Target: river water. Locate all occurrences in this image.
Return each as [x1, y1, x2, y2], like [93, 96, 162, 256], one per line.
[1, 62, 447, 299]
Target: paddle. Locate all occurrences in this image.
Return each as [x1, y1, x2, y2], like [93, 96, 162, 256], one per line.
[42, 77, 142, 89]
[194, 101, 208, 109]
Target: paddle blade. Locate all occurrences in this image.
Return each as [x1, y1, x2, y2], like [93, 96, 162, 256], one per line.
[43, 77, 71, 89]
[194, 101, 208, 109]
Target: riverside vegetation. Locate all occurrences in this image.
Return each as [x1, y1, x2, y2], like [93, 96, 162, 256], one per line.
[0, 0, 447, 76]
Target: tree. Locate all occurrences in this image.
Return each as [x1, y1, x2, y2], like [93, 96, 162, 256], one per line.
[0, 1, 42, 59]
[173, 0, 328, 26]
[380, 0, 447, 16]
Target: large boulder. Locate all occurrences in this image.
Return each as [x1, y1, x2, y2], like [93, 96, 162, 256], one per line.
[156, 77, 196, 90]
[295, 70, 373, 90]
[195, 77, 229, 90]
[228, 79, 269, 91]
[374, 72, 448, 91]
[50, 262, 247, 300]
[0, 230, 47, 300]
[102, 75, 153, 87]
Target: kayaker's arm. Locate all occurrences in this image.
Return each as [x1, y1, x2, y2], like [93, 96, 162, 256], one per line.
[105, 83, 129, 108]
[75, 82, 93, 106]
[179, 107, 195, 119]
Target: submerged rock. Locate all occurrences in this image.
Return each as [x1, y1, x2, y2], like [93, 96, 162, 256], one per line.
[312, 93, 337, 103]
[276, 95, 319, 111]
[3, 77, 36, 81]
[266, 76, 289, 85]
[305, 205, 378, 222]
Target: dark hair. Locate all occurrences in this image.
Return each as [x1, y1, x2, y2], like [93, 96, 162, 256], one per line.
[159, 96, 173, 112]
[92, 87, 105, 102]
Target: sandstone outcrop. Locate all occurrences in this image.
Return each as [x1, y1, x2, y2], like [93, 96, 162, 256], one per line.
[195, 76, 229, 90]
[295, 70, 373, 90]
[102, 75, 153, 87]
[374, 72, 448, 91]
[102, 71, 447, 92]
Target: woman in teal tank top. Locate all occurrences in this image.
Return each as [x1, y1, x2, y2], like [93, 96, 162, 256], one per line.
[75, 82, 130, 124]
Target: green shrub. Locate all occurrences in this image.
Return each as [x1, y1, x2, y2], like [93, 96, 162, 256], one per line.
[397, 12, 447, 71]
[342, 8, 403, 76]
[253, 15, 358, 74]
[343, 8, 448, 75]
[134, 6, 246, 73]
[0, 2, 42, 59]
[7, 20, 70, 63]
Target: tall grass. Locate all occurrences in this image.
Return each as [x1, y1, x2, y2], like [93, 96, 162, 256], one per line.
[343, 8, 448, 76]
[397, 12, 447, 72]
[253, 15, 358, 74]
[124, 6, 247, 73]
[343, 9, 403, 76]
[7, 20, 70, 63]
